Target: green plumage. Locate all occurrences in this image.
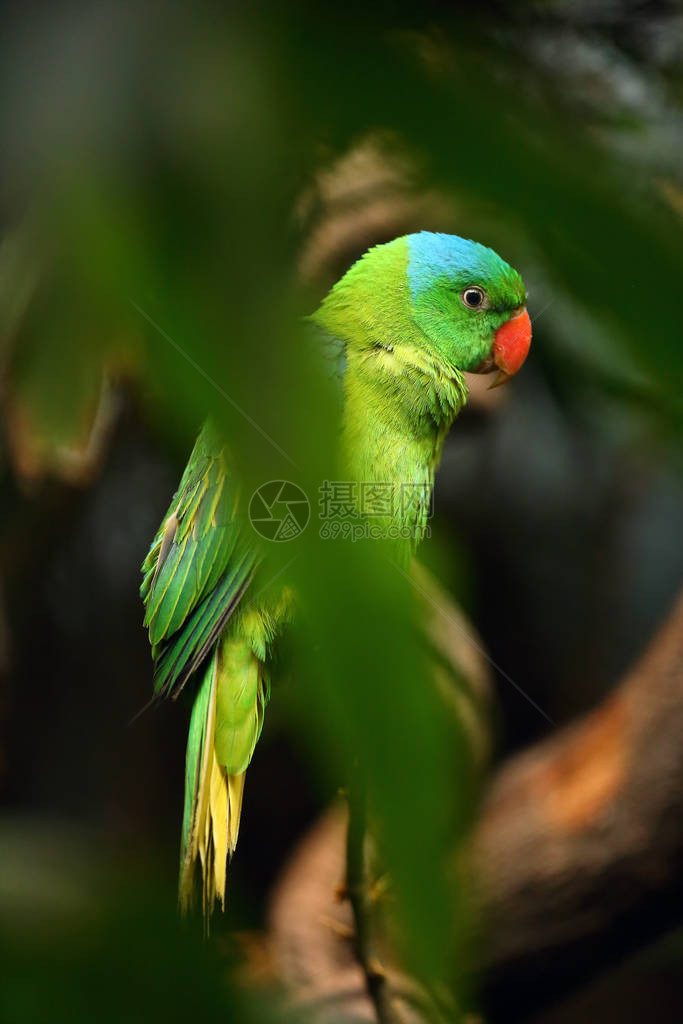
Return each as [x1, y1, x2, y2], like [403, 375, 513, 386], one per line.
[141, 423, 256, 699]
[141, 231, 529, 913]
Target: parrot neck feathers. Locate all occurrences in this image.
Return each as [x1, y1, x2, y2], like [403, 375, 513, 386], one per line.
[312, 245, 468, 509]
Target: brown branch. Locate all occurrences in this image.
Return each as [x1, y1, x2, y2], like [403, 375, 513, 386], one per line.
[268, 590, 683, 1021]
[475, 588, 683, 1017]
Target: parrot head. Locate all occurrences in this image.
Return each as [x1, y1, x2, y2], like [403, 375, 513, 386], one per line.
[406, 231, 531, 386]
[314, 230, 531, 388]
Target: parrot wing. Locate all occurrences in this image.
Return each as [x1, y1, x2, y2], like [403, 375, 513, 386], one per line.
[140, 421, 256, 700]
[313, 321, 347, 384]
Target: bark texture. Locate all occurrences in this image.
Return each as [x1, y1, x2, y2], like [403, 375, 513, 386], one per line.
[269, 591, 683, 1021]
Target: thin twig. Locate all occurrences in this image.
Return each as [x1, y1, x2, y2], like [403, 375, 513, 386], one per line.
[345, 766, 402, 1024]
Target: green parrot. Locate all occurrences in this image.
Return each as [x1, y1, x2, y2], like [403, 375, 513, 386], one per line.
[140, 231, 531, 913]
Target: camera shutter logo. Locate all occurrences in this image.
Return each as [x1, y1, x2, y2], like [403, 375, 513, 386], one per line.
[248, 480, 310, 542]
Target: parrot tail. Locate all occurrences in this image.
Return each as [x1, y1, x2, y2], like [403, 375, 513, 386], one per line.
[178, 630, 268, 916]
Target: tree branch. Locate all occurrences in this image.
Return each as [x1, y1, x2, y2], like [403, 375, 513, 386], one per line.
[268, 590, 683, 1021]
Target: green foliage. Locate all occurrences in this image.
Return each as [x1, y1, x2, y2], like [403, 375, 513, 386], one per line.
[1, 1, 681, 1018]
[0, 827, 279, 1024]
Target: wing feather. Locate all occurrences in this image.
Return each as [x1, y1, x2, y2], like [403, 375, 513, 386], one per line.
[141, 421, 256, 700]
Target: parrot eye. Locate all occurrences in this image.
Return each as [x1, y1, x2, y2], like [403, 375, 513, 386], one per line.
[462, 286, 487, 309]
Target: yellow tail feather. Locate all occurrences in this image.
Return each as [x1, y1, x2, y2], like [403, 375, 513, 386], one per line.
[179, 634, 258, 917]
[227, 772, 245, 854]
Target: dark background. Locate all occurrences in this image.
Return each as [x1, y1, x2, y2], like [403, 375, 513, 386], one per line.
[1, 2, 682, 1021]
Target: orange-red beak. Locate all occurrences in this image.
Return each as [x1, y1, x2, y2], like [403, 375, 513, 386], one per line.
[489, 308, 532, 388]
